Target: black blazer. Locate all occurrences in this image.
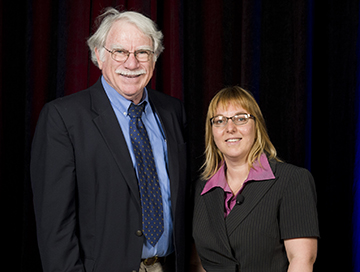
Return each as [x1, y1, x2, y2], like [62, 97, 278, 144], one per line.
[31, 79, 189, 272]
[193, 160, 319, 272]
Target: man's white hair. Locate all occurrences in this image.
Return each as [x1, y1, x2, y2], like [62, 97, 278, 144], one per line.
[87, 8, 164, 67]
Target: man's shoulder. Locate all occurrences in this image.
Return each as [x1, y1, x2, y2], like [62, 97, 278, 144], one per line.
[47, 79, 103, 110]
[147, 88, 183, 110]
[147, 88, 178, 99]
[51, 89, 90, 106]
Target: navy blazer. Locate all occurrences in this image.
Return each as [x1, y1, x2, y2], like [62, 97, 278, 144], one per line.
[31, 78, 189, 272]
[193, 160, 319, 272]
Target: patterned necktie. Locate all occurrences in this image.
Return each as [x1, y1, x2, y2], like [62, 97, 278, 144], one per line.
[128, 102, 164, 246]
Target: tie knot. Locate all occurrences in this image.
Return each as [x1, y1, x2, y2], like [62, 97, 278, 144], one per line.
[128, 102, 146, 119]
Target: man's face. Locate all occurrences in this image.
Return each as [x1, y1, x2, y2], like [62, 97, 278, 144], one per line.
[96, 21, 156, 104]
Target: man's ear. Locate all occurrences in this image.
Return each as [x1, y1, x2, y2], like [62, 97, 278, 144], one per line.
[95, 47, 103, 69]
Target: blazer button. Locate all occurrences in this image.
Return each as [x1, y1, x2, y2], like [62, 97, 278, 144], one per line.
[136, 230, 143, 237]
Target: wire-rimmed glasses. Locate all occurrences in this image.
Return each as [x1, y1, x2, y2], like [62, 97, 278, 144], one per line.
[210, 113, 255, 127]
[103, 47, 154, 63]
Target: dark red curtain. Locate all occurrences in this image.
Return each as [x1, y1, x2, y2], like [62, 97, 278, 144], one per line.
[1, 0, 359, 271]
[24, 0, 183, 134]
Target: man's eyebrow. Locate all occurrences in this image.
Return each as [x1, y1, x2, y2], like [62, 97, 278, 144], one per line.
[110, 44, 153, 51]
[110, 44, 125, 50]
[136, 45, 153, 51]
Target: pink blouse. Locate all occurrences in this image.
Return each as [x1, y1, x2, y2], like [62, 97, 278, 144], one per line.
[201, 153, 275, 217]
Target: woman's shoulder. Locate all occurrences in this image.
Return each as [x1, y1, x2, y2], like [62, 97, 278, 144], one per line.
[270, 159, 312, 179]
[269, 160, 316, 193]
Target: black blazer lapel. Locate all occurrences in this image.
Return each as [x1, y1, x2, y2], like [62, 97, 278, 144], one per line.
[148, 92, 180, 211]
[225, 176, 277, 236]
[90, 80, 141, 208]
[203, 187, 235, 257]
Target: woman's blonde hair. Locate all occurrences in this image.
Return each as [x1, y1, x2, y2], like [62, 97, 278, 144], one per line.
[201, 86, 279, 180]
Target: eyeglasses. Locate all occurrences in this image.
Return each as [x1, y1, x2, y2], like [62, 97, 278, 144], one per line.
[210, 113, 255, 127]
[103, 47, 154, 63]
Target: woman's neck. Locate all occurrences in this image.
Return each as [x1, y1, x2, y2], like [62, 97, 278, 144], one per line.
[225, 159, 250, 195]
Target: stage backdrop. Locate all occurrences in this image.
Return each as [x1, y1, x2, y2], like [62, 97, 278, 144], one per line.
[0, 0, 359, 271]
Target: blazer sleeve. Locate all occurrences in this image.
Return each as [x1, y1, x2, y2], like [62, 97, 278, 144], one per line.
[279, 166, 320, 240]
[31, 102, 85, 272]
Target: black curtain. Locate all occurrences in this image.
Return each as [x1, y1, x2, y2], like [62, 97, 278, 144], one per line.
[184, 1, 359, 271]
[1, 0, 359, 271]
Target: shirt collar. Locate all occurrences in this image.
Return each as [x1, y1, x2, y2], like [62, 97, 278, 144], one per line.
[247, 153, 276, 181]
[201, 153, 275, 195]
[201, 162, 231, 195]
[101, 76, 150, 115]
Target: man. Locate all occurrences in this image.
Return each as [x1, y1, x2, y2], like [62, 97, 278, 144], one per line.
[31, 8, 188, 272]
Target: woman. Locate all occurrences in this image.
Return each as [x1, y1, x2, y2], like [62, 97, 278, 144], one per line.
[192, 86, 319, 272]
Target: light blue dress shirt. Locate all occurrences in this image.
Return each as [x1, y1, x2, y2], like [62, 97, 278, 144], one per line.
[101, 76, 174, 258]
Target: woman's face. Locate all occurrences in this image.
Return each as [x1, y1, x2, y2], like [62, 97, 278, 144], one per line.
[212, 103, 256, 165]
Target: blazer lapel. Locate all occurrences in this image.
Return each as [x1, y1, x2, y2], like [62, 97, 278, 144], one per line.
[148, 92, 180, 211]
[90, 80, 140, 208]
[225, 176, 277, 236]
[203, 187, 236, 258]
